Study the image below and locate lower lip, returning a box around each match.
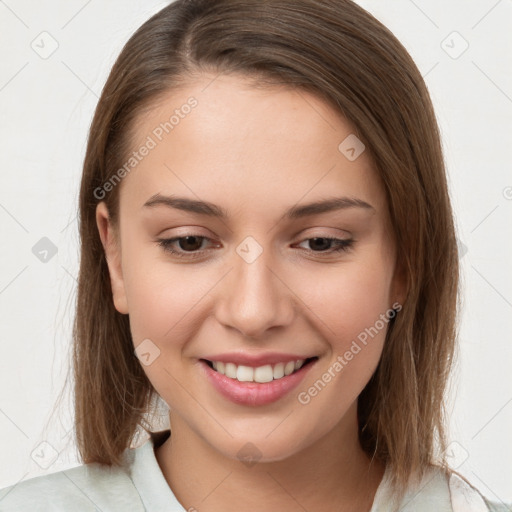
[200,359,317,407]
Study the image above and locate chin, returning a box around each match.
[205,429,314,466]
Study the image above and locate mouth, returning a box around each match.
[201,357,318,383]
[199,356,319,406]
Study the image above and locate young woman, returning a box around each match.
[1,1,509,511]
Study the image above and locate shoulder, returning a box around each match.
[0,457,145,512]
[375,465,511,512]
[448,471,512,512]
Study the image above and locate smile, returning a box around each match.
[200,357,318,406]
[205,358,316,383]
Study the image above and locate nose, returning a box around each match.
[214,242,296,339]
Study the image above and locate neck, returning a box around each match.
[155,402,385,512]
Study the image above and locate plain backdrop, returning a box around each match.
[1,0,511,504]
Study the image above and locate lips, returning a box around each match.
[199,355,318,406]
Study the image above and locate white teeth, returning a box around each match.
[254,365,274,383]
[273,362,285,379]
[209,359,309,382]
[225,362,237,379]
[284,361,295,376]
[236,365,254,382]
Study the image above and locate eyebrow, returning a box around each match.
[142,193,375,220]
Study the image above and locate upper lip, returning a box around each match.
[201,352,317,367]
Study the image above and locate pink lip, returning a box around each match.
[199,358,317,407]
[201,351,316,367]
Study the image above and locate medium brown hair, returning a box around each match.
[73,0,459,505]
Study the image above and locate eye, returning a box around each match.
[157,235,214,260]
[294,237,354,255]
[156,234,354,260]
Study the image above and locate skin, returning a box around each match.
[96,73,405,512]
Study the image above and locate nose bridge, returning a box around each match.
[215,235,294,338]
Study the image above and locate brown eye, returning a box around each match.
[296,237,354,255]
[157,234,354,261]
[175,236,205,252]
[157,235,212,259]
[308,237,333,251]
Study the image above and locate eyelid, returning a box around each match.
[156,232,354,260]
[295,226,352,239]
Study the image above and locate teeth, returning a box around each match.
[254,365,274,383]
[236,365,254,382]
[284,361,296,376]
[210,359,308,383]
[225,362,237,379]
[273,362,285,379]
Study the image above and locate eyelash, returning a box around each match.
[156,235,354,260]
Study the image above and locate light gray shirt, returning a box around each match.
[0,430,508,511]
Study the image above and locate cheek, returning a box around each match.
[302,258,394,343]
[293,280,392,434]
[120,236,209,344]
[295,256,394,400]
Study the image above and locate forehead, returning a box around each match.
[118,73,387,221]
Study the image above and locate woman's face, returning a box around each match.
[97,73,403,462]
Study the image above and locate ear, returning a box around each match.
[96,202,129,314]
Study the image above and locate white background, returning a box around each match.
[1,0,511,504]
